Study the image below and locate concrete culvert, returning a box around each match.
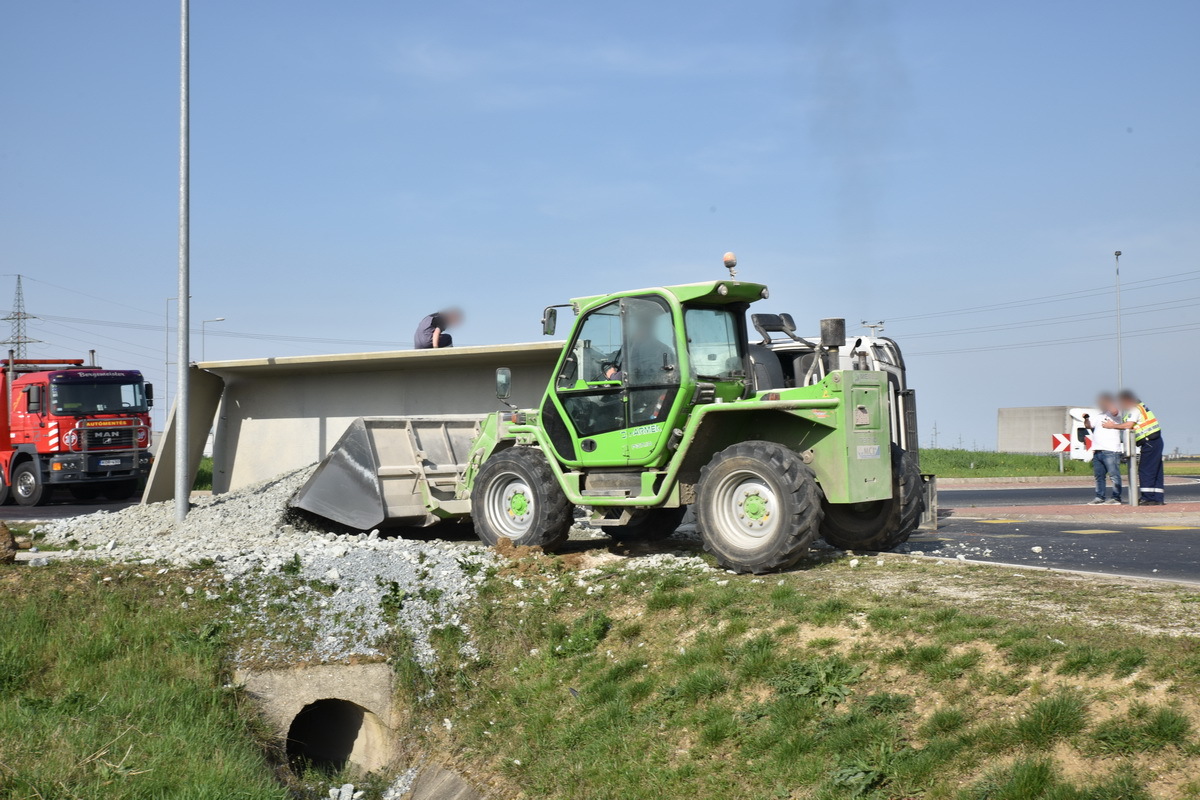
[286,698,389,774]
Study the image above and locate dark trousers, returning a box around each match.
[1137,435,1165,503]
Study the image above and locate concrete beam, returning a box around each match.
[143,365,224,503]
[200,343,561,493]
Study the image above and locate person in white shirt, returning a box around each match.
[1083,393,1124,505]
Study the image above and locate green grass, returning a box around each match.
[1165,459,1200,476]
[7,537,1200,799]
[1090,703,1193,754]
[922,448,1092,478]
[963,757,1149,800]
[194,456,214,491]
[381,554,1200,800]
[0,564,286,800]
[1013,692,1088,748]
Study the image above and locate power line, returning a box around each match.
[906,320,1200,357]
[889,268,1200,323]
[34,317,164,358]
[3,273,162,319]
[29,328,173,366]
[0,309,412,349]
[900,295,1200,340]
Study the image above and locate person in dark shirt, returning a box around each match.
[414,308,463,349]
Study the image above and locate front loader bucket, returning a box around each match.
[292,418,387,530]
[291,415,484,530]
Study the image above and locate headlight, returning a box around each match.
[717,284,728,296]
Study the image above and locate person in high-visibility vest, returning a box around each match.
[1103,390,1165,505]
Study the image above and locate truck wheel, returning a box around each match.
[820,445,924,551]
[102,481,140,502]
[608,506,688,541]
[696,442,822,574]
[472,448,573,552]
[0,473,9,505]
[12,462,51,507]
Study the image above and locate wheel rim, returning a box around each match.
[485,470,534,539]
[711,469,780,549]
[16,471,36,498]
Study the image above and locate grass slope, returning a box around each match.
[391,551,1200,800]
[0,564,287,800]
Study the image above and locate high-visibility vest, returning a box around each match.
[1126,402,1161,442]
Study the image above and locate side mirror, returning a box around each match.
[25,385,43,414]
[145,383,155,407]
[542,307,557,336]
[495,367,512,400]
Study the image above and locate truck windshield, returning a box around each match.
[50,382,147,415]
[684,307,743,380]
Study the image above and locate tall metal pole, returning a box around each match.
[175,0,190,523]
[1114,250,1123,390]
[164,296,175,432]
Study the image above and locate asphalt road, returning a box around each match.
[0,498,137,523]
[907,517,1200,584]
[941,476,1200,507]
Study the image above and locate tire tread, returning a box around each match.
[696,441,823,573]
[472,447,573,551]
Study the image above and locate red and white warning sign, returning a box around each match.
[1051,434,1071,452]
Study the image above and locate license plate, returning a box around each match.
[98,459,121,467]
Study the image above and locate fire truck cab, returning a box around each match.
[2,358,154,506]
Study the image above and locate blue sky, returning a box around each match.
[2,1,1198,452]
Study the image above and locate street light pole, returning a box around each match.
[1114,250,1123,390]
[164,296,176,430]
[201,318,225,361]
[175,0,190,523]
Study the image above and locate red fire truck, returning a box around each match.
[2,358,154,506]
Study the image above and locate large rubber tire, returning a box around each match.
[820,445,924,551]
[12,462,51,507]
[696,441,823,574]
[101,480,140,502]
[0,472,9,505]
[471,447,573,551]
[607,506,688,541]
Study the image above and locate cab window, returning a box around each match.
[685,307,742,381]
[622,298,679,388]
[556,302,621,389]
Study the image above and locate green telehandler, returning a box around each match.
[292,257,924,573]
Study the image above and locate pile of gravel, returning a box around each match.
[36,467,496,666]
[34,467,717,666]
[35,467,323,565]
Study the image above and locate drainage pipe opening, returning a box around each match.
[287,698,385,774]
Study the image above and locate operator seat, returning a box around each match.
[747,344,786,392]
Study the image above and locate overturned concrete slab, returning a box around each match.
[409,765,482,800]
[145,342,562,502]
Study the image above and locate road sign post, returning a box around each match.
[1127,432,1139,506]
